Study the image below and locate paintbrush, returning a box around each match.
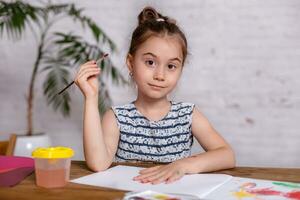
[57,53,109,95]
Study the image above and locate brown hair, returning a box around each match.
[128,6,188,64]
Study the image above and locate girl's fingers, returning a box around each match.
[77,63,98,76]
[136,167,171,183]
[78,72,99,86]
[82,60,97,66]
[80,69,100,80]
[134,170,161,181]
[134,166,162,181]
[139,170,167,184]
[76,68,100,80]
[151,169,184,184]
[150,170,173,185]
[134,164,185,185]
[75,70,100,85]
[78,61,97,72]
[77,68,100,81]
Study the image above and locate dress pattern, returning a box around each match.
[112,101,195,163]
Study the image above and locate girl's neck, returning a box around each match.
[134,95,171,121]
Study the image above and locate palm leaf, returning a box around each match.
[53,32,127,85]
[40,3,116,51]
[42,58,71,116]
[1,0,125,123]
[66,4,116,51]
[44,4,70,15]
[0,1,43,39]
[45,32,127,113]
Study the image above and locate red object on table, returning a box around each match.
[0,156,34,187]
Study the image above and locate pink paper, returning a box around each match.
[0,156,34,171]
[0,156,34,187]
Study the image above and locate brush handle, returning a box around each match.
[57,53,108,96]
[57,81,75,95]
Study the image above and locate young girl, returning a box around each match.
[75,6,235,184]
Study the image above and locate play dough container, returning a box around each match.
[32,146,74,188]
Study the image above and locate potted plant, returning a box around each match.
[0,1,126,156]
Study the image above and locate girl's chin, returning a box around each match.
[145,91,168,100]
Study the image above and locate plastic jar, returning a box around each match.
[32,146,74,188]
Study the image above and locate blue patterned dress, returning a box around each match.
[112,101,195,163]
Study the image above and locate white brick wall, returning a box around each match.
[0,0,299,167]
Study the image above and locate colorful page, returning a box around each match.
[205,177,300,200]
[71,165,233,198]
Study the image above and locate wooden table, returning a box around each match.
[0,161,299,200]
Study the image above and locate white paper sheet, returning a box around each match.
[71,165,232,198]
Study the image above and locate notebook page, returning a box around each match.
[71,165,232,198]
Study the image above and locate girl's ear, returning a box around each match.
[126,54,133,73]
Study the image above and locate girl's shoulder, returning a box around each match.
[171,101,195,112]
[169,101,195,126]
[111,103,136,117]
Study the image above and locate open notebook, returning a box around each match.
[71,165,300,200]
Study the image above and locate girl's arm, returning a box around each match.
[134,107,235,184]
[182,107,235,174]
[75,60,120,172]
[83,98,120,172]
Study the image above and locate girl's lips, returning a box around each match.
[148,83,165,89]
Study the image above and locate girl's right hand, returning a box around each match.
[74,60,101,99]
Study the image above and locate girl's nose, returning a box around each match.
[153,66,165,81]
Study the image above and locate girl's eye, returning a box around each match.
[145,60,155,67]
[168,64,177,70]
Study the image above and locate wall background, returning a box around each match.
[0,0,299,167]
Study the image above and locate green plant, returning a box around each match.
[0,1,127,136]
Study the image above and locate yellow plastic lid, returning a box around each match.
[32,146,74,159]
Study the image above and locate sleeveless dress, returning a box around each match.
[112,101,195,163]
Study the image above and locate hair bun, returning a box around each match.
[138,6,176,25]
[138,7,159,25]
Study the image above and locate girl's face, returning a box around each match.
[127,35,184,100]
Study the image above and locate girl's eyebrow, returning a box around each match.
[142,52,182,63]
[142,52,157,57]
